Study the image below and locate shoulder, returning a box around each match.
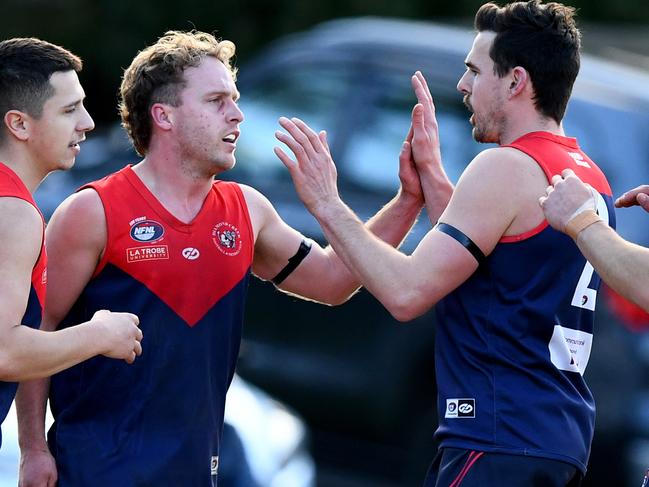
[463,146,539,177]
[457,147,545,196]
[0,196,42,235]
[0,197,43,264]
[237,183,275,215]
[52,188,105,225]
[47,188,107,251]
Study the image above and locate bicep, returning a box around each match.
[435,152,521,257]
[43,190,106,328]
[245,187,341,296]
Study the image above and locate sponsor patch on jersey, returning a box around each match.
[210,456,219,476]
[126,245,169,263]
[212,222,242,256]
[182,247,200,260]
[129,220,165,243]
[549,325,593,375]
[445,398,475,418]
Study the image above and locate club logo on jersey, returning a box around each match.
[182,247,200,260]
[212,222,242,256]
[126,245,169,263]
[130,220,165,243]
[445,398,475,418]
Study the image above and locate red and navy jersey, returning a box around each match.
[0,162,46,446]
[434,132,615,474]
[48,166,253,486]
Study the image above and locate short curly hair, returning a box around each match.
[119,30,236,156]
[475,1,581,123]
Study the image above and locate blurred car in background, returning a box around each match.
[0,375,315,487]
[32,17,649,487]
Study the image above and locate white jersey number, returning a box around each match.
[571,193,608,311]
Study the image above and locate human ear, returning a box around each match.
[3,110,30,141]
[150,103,172,130]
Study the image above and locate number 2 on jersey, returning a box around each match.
[571,193,609,311]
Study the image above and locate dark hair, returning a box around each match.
[0,38,82,125]
[119,30,236,156]
[475,0,581,123]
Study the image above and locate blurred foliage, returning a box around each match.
[2,0,648,123]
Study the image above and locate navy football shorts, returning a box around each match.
[423,448,583,487]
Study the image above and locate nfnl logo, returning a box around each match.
[130,220,164,243]
[445,398,475,418]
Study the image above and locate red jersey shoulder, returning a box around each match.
[505,132,611,196]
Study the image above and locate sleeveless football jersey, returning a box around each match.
[434,132,615,473]
[48,166,253,486]
[0,162,46,447]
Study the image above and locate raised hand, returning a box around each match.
[397,140,424,204]
[90,310,142,364]
[409,71,443,172]
[407,71,453,223]
[615,185,649,212]
[539,168,597,233]
[274,116,340,215]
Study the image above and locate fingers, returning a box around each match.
[276,117,323,158]
[615,185,649,208]
[273,146,297,170]
[128,312,140,326]
[412,104,424,127]
[411,71,436,121]
[637,192,649,213]
[318,130,331,155]
[399,141,412,166]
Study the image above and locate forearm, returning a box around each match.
[576,222,649,311]
[366,188,423,245]
[16,379,50,451]
[313,189,422,304]
[315,199,422,320]
[0,322,103,381]
[418,165,454,225]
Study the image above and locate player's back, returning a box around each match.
[434,131,614,475]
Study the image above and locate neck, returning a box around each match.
[0,145,49,194]
[132,149,215,223]
[500,109,564,146]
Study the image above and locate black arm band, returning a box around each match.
[271,239,313,285]
[435,222,486,266]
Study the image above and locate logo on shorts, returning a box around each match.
[445,398,475,418]
[210,456,219,476]
[212,222,242,256]
[182,247,200,260]
[130,220,165,243]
